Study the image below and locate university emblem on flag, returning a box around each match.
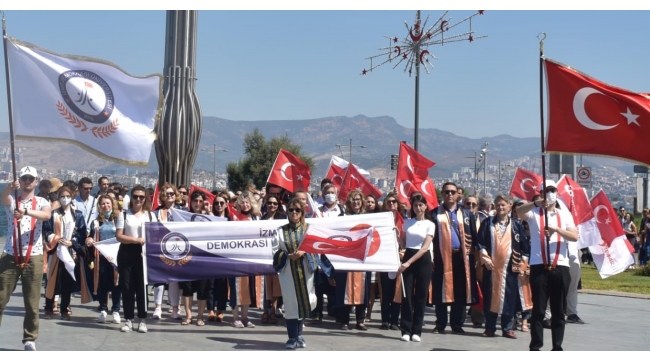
[190,214,212,222]
[159,232,192,266]
[57,70,120,138]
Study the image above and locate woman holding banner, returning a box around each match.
[272,198,322,349]
[207,191,232,322]
[378,193,403,331]
[116,185,158,333]
[397,193,434,342]
[229,191,263,328]
[86,195,122,324]
[261,194,286,324]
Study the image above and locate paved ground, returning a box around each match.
[0,281,648,351]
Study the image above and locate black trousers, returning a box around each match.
[118,251,147,320]
[529,265,570,351]
[208,278,228,311]
[314,271,335,318]
[435,251,467,329]
[44,262,75,314]
[400,249,432,336]
[338,304,366,325]
[379,272,400,326]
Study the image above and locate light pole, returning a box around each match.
[200,145,227,190]
[475,142,488,196]
[336,138,366,165]
[465,153,477,195]
[498,160,512,194]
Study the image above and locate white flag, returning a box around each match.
[56,245,76,281]
[93,238,120,269]
[6,39,162,165]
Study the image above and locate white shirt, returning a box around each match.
[74,194,98,225]
[525,206,576,267]
[116,209,158,238]
[3,195,50,257]
[402,218,436,249]
[319,204,343,218]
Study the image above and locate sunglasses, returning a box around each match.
[444,190,457,195]
[132,195,146,201]
[179,191,187,195]
[267,201,278,206]
[465,202,477,208]
[386,200,397,204]
[165,192,175,197]
[20,176,35,182]
[287,208,302,213]
[215,201,225,206]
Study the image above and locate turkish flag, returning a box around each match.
[338,162,382,201]
[395,142,435,207]
[227,202,249,221]
[325,155,369,191]
[189,184,215,205]
[556,175,599,248]
[394,211,404,233]
[298,225,372,261]
[545,58,650,166]
[151,182,161,211]
[267,149,311,193]
[509,168,543,201]
[590,191,630,249]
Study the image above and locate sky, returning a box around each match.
[0,5,649,141]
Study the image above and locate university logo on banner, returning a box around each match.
[6,39,162,165]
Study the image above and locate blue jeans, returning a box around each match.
[98,257,121,313]
[286,318,304,339]
[485,310,515,333]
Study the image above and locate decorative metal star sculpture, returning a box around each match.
[361,10,486,76]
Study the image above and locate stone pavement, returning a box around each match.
[0,281,648,351]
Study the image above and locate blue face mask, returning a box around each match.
[103,210,113,217]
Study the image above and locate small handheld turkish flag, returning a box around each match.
[395,142,435,207]
[299,224,372,261]
[509,168,543,201]
[267,149,311,193]
[338,162,382,201]
[544,58,650,166]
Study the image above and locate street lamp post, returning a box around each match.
[475,142,488,196]
[200,145,227,190]
[498,160,512,194]
[465,153,477,195]
[336,138,366,165]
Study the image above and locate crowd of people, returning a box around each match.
[0,165,599,351]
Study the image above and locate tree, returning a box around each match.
[226,128,315,191]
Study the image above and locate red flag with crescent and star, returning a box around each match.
[544,58,650,166]
[509,168,543,201]
[298,224,373,261]
[395,142,436,207]
[267,149,311,193]
[325,160,346,191]
[338,161,382,201]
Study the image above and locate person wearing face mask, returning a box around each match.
[318,184,344,217]
[43,186,89,321]
[516,180,578,351]
[85,195,122,324]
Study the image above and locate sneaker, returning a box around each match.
[113,312,121,324]
[411,334,421,342]
[401,334,410,342]
[296,336,307,348]
[153,308,162,320]
[245,320,255,328]
[232,320,245,328]
[285,338,297,350]
[171,309,181,319]
[24,341,36,351]
[121,320,133,332]
[137,321,148,333]
[98,310,107,323]
[566,314,585,324]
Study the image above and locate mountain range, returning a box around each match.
[0,115,635,177]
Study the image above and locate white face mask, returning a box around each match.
[325,193,337,204]
[60,196,72,207]
[545,191,557,205]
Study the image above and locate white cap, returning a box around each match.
[19,166,38,179]
[541,179,557,190]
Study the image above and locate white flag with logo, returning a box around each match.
[6,39,162,165]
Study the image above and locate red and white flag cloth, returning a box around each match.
[299,225,373,261]
[509,168,543,201]
[151,183,161,211]
[267,149,311,193]
[305,192,322,218]
[6,39,162,166]
[395,142,436,207]
[556,175,599,249]
[325,155,369,190]
[338,161,382,201]
[588,190,634,279]
[544,58,650,166]
[227,202,249,221]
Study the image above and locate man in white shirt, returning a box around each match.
[318,184,344,217]
[516,179,578,351]
[0,166,52,351]
[74,177,98,230]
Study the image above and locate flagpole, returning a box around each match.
[538,32,551,267]
[2,12,23,264]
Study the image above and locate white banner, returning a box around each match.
[57,245,76,281]
[6,39,162,165]
[93,238,120,269]
[169,208,228,222]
